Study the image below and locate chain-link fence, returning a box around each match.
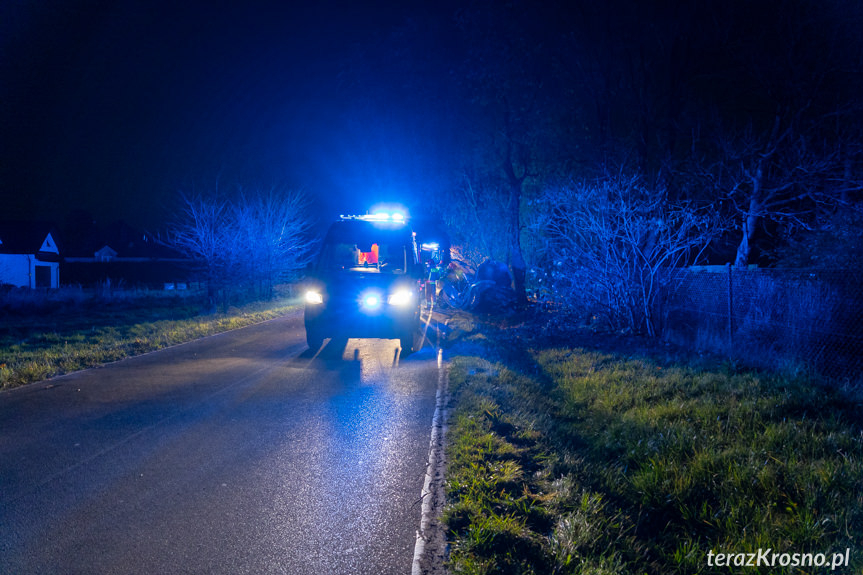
[664,265,863,384]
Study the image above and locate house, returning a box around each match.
[62,221,191,288]
[0,221,61,288]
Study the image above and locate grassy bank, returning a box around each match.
[443,328,863,574]
[0,291,298,390]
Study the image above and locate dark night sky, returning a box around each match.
[3,0,861,238]
[1,0,460,229]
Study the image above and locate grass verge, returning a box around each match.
[443,326,863,574]
[1,296,298,390]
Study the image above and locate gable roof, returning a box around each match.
[95,245,119,259]
[63,220,184,260]
[0,221,60,255]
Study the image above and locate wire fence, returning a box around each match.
[664,265,863,384]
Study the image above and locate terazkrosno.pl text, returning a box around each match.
[707,548,851,570]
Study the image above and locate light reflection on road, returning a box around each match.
[0,314,440,575]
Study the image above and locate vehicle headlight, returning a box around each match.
[363,294,381,308]
[387,289,413,306]
[305,290,323,304]
[359,291,383,312]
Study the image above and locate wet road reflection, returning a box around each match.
[0,314,440,575]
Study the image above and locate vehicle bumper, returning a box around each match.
[304,302,419,339]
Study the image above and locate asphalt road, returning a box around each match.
[0,311,444,575]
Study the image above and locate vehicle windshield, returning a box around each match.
[319,241,408,274]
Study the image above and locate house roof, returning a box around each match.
[64,220,185,260]
[0,221,60,255]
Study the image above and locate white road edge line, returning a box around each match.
[411,347,448,575]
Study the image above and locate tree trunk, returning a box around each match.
[508,181,528,307]
[735,200,762,268]
[735,165,763,268]
[511,242,527,307]
[206,268,218,312]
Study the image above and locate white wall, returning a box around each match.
[0,254,59,288]
[0,254,31,287]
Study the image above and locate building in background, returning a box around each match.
[62,221,191,289]
[0,221,61,288]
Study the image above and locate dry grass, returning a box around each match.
[443,321,863,574]
[0,287,298,389]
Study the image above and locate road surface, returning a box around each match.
[0,311,444,574]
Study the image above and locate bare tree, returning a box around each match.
[534,176,722,336]
[682,0,863,267]
[696,114,854,267]
[170,188,313,309]
[235,189,314,299]
[452,0,570,307]
[170,194,237,310]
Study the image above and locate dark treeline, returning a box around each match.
[387,0,863,325]
[162,0,863,330]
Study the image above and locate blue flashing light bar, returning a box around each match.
[340,212,407,222]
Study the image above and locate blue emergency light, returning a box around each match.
[340,211,407,223]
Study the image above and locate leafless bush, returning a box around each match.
[234,190,315,298]
[170,188,313,309]
[532,176,722,336]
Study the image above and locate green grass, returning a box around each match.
[0,292,299,389]
[443,338,863,574]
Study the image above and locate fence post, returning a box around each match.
[726,262,734,355]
